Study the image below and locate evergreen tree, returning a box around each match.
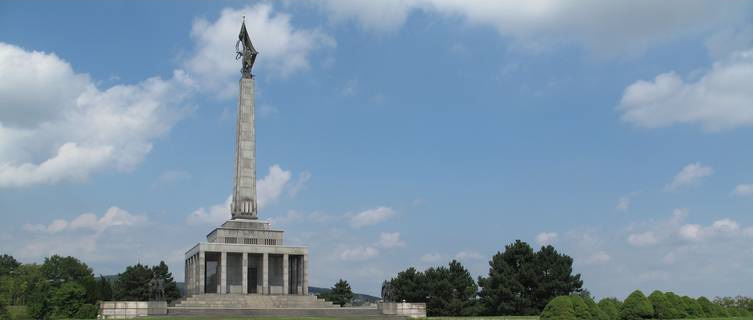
[599,298,622,320]
[424,260,479,316]
[319,279,353,306]
[152,261,181,302]
[620,290,654,320]
[541,296,577,320]
[113,264,153,301]
[386,267,428,303]
[478,240,582,315]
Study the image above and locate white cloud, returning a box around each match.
[0,43,194,188]
[152,169,191,188]
[664,163,713,191]
[338,245,379,261]
[619,48,753,131]
[733,184,753,197]
[678,218,745,242]
[705,25,753,60]
[348,206,396,228]
[268,210,304,226]
[187,165,298,225]
[627,231,659,247]
[420,253,442,263]
[454,250,484,261]
[616,192,640,212]
[24,207,146,234]
[257,164,292,208]
[185,4,335,97]
[536,232,558,246]
[582,251,610,265]
[320,1,749,56]
[288,171,311,197]
[376,232,404,248]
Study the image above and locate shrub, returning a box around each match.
[598,298,621,320]
[584,297,609,320]
[571,296,592,320]
[51,282,87,318]
[698,296,715,317]
[665,292,688,319]
[26,279,52,320]
[0,300,11,320]
[681,296,705,318]
[620,290,654,320]
[74,303,98,319]
[648,291,674,319]
[541,296,576,320]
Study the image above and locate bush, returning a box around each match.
[571,296,592,320]
[0,300,11,320]
[584,297,608,320]
[26,279,52,320]
[681,296,705,318]
[620,290,654,320]
[541,296,576,320]
[598,298,621,320]
[74,303,98,319]
[648,291,673,319]
[665,292,688,319]
[698,296,715,317]
[51,282,87,318]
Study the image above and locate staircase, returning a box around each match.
[168,294,392,317]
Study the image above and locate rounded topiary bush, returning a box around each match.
[620,290,654,320]
[541,296,576,320]
[648,290,673,319]
[584,297,609,320]
[75,303,98,319]
[598,298,621,320]
[571,296,593,320]
[681,296,705,318]
[664,292,688,319]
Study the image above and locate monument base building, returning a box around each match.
[184,219,308,296]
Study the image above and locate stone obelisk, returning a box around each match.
[231,20,259,220]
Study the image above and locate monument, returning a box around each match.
[182,19,309,298]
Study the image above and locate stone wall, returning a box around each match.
[378,302,427,318]
[99,301,167,319]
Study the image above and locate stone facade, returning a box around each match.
[185,220,308,296]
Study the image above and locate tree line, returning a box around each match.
[541,290,753,320]
[381,240,584,316]
[0,253,180,320]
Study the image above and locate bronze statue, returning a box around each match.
[235,17,258,78]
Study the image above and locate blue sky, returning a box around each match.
[2,1,753,298]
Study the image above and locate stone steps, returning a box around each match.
[174,294,339,309]
[167,307,395,318]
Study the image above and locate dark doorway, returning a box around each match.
[248,267,258,293]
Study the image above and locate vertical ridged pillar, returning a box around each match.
[231,77,257,219]
[282,253,289,295]
[220,251,227,294]
[198,251,205,294]
[262,253,269,295]
[242,253,248,294]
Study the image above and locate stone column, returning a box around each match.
[220,251,227,294]
[184,258,189,295]
[262,252,269,295]
[198,251,205,294]
[282,253,289,295]
[242,253,248,294]
[303,254,308,295]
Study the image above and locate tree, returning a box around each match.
[0,254,20,278]
[94,275,113,302]
[113,264,153,301]
[534,246,584,311]
[26,275,52,320]
[571,296,593,320]
[0,299,11,320]
[423,260,479,316]
[51,282,87,318]
[152,261,181,302]
[599,298,622,320]
[479,241,582,316]
[319,279,353,307]
[620,290,654,320]
[541,296,576,320]
[386,267,428,303]
[40,255,94,287]
[648,291,674,319]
